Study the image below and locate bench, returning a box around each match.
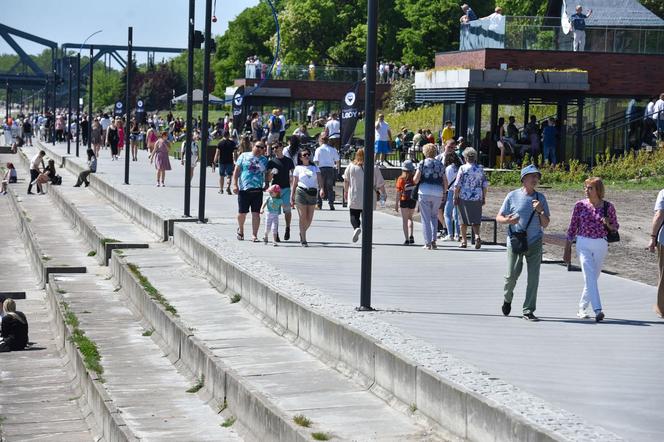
[542,233,575,271]
[0,292,27,303]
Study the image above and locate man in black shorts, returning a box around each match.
[267,142,295,241]
[232,141,271,241]
[214,131,237,194]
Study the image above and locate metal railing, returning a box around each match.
[243,63,363,82]
[460,15,664,55]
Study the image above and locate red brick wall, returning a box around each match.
[234,79,391,105]
[435,49,664,97]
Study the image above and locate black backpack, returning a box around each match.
[271,115,282,132]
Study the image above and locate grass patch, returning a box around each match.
[87,250,97,257]
[42,255,51,261]
[113,287,121,292]
[57,289,67,294]
[60,302,104,379]
[100,238,119,247]
[127,263,178,316]
[221,416,236,428]
[230,293,241,304]
[142,328,154,337]
[186,375,205,393]
[293,414,312,427]
[409,403,417,413]
[81,310,92,314]
[311,432,330,441]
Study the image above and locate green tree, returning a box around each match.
[500,0,547,16]
[93,67,122,110]
[212,1,276,96]
[169,50,204,90]
[641,0,664,19]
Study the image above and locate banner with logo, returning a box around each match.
[232,86,245,134]
[340,82,360,148]
[135,97,146,123]
[114,100,124,117]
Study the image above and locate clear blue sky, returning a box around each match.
[1,0,258,63]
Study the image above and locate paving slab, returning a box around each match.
[52,273,243,442]
[37,141,664,441]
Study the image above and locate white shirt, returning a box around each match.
[325,119,340,138]
[294,164,320,189]
[646,101,655,119]
[314,144,339,167]
[279,114,286,132]
[307,105,315,117]
[445,164,459,187]
[99,117,111,130]
[655,99,664,120]
[375,120,390,141]
[30,154,43,171]
[656,189,664,245]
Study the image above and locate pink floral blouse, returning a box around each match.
[566,199,619,241]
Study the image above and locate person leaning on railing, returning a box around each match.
[570,4,593,52]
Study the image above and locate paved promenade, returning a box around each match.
[33,141,664,441]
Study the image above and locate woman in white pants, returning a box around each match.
[563,177,619,322]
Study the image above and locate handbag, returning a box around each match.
[508,192,539,254]
[603,201,620,243]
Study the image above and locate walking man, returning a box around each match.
[496,165,551,321]
[233,141,271,242]
[27,150,46,195]
[314,134,340,210]
[570,4,593,52]
[647,189,664,319]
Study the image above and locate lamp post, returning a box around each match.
[79,30,102,154]
[124,27,133,185]
[184,0,195,217]
[67,58,72,154]
[198,0,213,223]
[358,0,378,311]
[76,53,81,156]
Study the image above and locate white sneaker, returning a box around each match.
[352,228,361,243]
[442,234,453,241]
[576,309,591,319]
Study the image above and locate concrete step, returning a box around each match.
[49,273,244,442]
[0,186,96,441]
[112,246,441,441]
[17,146,158,264]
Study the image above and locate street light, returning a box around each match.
[79,30,103,156]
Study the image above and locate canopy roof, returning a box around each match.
[171,89,224,105]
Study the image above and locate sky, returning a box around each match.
[1,0,258,64]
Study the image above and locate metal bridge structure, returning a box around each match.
[0,22,185,116]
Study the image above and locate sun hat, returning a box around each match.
[401,160,415,171]
[267,184,281,194]
[520,164,541,181]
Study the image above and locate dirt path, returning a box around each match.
[350,182,661,287]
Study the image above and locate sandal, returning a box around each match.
[475,238,482,249]
[459,242,467,249]
[252,237,259,243]
[236,228,244,241]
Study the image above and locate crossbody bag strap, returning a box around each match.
[509,192,538,235]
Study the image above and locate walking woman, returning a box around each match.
[117,118,125,155]
[343,148,385,243]
[454,147,488,249]
[290,149,323,247]
[395,159,416,244]
[564,177,619,322]
[91,118,102,158]
[413,143,445,249]
[146,123,158,154]
[106,119,120,161]
[149,131,172,187]
[442,152,462,241]
[130,120,140,161]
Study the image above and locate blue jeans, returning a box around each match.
[543,143,556,164]
[443,190,460,237]
[419,194,442,245]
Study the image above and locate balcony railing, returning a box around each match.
[460,15,664,55]
[244,63,363,82]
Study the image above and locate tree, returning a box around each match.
[641,0,664,20]
[169,50,204,90]
[93,67,122,110]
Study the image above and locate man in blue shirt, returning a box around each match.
[460,4,478,24]
[496,165,551,321]
[570,4,593,51]
[542,118,558,165]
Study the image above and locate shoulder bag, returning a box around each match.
[508,192,538,254]
[603,201,620,243]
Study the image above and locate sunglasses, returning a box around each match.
[301,153,310,157]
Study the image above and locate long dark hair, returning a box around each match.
[288,135,300,158]
[296,148,312,166]
[444,152,461,168]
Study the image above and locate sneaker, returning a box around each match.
[226,187,232,195]
[403,240,410,245]
[576,309,591,319]
[501,301,511,316]
[431,241,438,250]
[273,242,278,247]
[284,227,290,241]
[27,191,34,195]
[352,228,361,243]
[263,236,268,245]
[409,235,415,244]
[275,234,281,243]
[595,311,605,322]
[522,313,539,322]
[329,204,335,211]
[442,234,453,241]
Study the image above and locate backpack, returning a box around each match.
[270,115,282,133]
